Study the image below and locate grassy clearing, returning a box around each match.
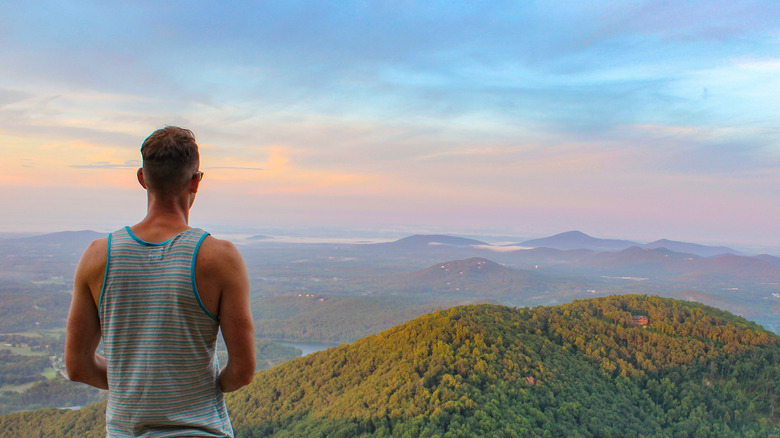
[4,328,66,338]
[4,331,43,338]
[41,368,58,379]
[0,381,38,393]
[1,345,49,356]
[0,369,58,393]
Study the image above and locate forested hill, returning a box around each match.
[2,295,778,437]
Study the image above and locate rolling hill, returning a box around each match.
[3,295,777,437]
[7,230,106,246]
[385,257,540,297]
[579,246,780,283]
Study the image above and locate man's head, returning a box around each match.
[139,126,200,198]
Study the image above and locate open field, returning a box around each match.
[0,381,39,394]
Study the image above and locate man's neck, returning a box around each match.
[131,196,193,242]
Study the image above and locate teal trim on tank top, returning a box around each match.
[191,231,218,322]
[98,232,112,312]
[104,227,217,321]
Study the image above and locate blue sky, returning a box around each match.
[1,1,779,248]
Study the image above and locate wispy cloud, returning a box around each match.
[70,160,140,169]
[206,166,263,171]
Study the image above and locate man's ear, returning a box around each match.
[137,168,147,189]
[189,172,201,194]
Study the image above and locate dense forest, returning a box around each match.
[1,295,778,437]
[0,292,71,333]
[0,349,51,386]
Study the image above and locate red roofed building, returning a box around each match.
[631,315,649,326]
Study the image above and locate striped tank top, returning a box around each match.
[99,226,233,437]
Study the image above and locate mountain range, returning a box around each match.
[359,233,780,287]
[3,229,778,333]
[516,230,744,257]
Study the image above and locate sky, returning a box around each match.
[1,1,780,249]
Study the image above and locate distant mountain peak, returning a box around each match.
[247,234,271,241]
[389,234,488,248]
[13,230,107,246]
[18,230,105,240]
[641,239,741,257]
[520,231,639,252]
[436,257,503,272]
[555,230,591,238]
[414,257,513,280]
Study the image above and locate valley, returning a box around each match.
[0,229,778,428]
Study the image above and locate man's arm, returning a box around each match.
[207,239,256,392]
[64,239,109,390]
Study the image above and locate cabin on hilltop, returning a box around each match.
[631,315,649,326]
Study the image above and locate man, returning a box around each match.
[65,126,256,437]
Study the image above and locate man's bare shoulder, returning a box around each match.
[194,235,248,317]
[197,235,245,273]
[74,238,109,304]
[85,237,109,253]
[77,237,109,276]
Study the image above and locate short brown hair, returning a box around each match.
[140,126,200,196]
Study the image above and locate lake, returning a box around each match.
[278,341,342,356]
